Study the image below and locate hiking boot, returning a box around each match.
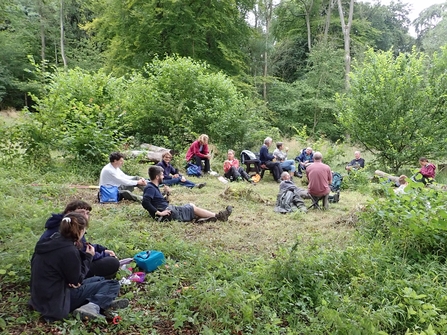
[73,302,105,321]
[294,171,302,178]
[196,183,206,189]
[109,299,129,310]
[215,206,233,222]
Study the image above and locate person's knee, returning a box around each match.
[189,203,196,208]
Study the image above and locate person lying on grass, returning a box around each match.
[156,151,206,189]
[30,212,128,322]
[40,200,120,279]
[142,165,232,223]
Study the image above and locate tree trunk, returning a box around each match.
[337,0,354,89]
[60,0,67,68]
[263,0,273,100]
[323,0,333,42]
[38,0,46,62]
[299,0,314,52]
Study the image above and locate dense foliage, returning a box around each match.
[337,47,447,172]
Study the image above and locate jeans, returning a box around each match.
[280,160,296,172]
[70,276,120,311]
[162,177,196,188]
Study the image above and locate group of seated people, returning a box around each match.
[30,200,128,322]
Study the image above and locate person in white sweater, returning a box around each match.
[99,152,147,202]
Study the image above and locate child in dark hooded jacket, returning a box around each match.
[30,212,128,322]
[40,200,119,279]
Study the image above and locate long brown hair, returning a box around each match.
[59,212,89,242]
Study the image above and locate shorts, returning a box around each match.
[168,204,195,222]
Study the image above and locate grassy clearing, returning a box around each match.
[3,123,447,334]
[0,157,366,334]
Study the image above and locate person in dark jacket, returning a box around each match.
[259,137,283,183]
[30,212,128,322]
[40,200,119,279]
[142,166,232,222]
[156,152,205,188]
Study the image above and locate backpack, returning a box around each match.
[240,150,257,164]
[186,163,202,177]
[330,172,343,192]
[99,185,120,203]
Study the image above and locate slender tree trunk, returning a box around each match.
[298,0,314,52]
[263,0,273,100]
[337,0,354,89]
[60,0,67,68]
[323,0,333,42]
[38,0,46,62]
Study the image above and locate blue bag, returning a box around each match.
[134,250,165,272]
[186,163,202,177]
[99,185,119,203]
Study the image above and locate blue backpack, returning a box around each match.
[99,185,120,203]
[186,163,202,177]
[330,172,343,192]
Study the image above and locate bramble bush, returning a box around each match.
[358,181,447,260]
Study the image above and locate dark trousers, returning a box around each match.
[70,276,120,311]
[194,155,210,173]
[265,161,283,181]
[224,166,251,182]
[87,257,120,279]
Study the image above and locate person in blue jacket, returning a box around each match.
[155,152,206,189]
[295,147,314,177]
[259,137,283,183]
[40,200,119,279]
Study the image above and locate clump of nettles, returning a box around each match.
[220,185,270,204]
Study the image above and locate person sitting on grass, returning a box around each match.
[99,152,147,202]
[259,137,283,183]
[412,157,436,185]
[156,152,206,189]
[273,142,297,180]
[142,166,233,223]
[346,151,365,171]
[223,149,254,184]
[30,212,128,322]
[185,134,212,174]
[274,172,310,213]
[40,200,120,279]
[295,147,314,177]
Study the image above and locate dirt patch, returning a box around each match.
[0,108,19,118]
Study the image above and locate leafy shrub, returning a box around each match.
[21,68,128,168]
[358,182,447,260]
[120,55,260,153]
[342,169,371,192]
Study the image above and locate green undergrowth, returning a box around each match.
[1,163,447,334]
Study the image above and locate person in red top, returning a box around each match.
[185,134,211,174]
[306,152,332,210]
[415,157,436,185]
[223,149,254,183]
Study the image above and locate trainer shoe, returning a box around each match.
[196,183,206,189]
[73,302,105,321]
[109,298,129,310]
